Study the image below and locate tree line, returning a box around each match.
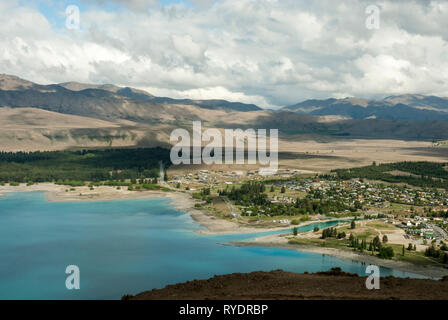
[332,161,448,189]
[0,148,171,184]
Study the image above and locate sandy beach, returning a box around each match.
[233,233,448,279]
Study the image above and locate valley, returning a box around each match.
[1,74,448,298]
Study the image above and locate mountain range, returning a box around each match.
[1,74,448,151]
[283,95,448,122]
[0,74,261,123]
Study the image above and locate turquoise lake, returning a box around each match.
[0,192,423,299]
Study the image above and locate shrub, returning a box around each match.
[337,231,346,239]
[378,246,394,259]
[192,193,202,199]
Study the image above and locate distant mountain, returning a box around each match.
[59,80,260,111]
[0,74,270,151]
[0,74,261,123]
[58,81,125,93]
[284,95,448,122]
[383,94,448,109]
[0,74,35,91]
[249,111,448,140]
[3,74,448,152]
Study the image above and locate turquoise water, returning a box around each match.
[0,192,422,299]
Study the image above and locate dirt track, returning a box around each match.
[128,269,448,300]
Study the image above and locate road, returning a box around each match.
[222,196,241,219]
[431,224,448,240]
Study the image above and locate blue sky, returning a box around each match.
[33,0,196,29]
[34,0,85,29]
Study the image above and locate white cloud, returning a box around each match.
[145,85,276,109]
[0,0,447,108]
[171,34,203,60]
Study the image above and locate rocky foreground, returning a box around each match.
[126,269,448,300]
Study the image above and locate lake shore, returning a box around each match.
[2,183,447,278]
[233,233,448,279]
[0,183,295,235]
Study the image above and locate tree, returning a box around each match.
[443,252,448,264]
[281,186,286,193]
[293,227,298,236]
[176,183,181,188]
[425,245,439,258]
[407,243,413,251]
[350,220,356,229]
[402,245,405,256]
[201,188,211,196]
[382,235,388,244]
[313,226,319,232]
[322,227,337,239]
[270,186,275,192]
[373,235,381,251]
[378,246,394,259]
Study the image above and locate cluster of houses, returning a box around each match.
[168,169,448,234]
[405,228,435,239]
[171,170,250,187]
[281,179,448,209]
[170,168,308,188]
[390,215,448,240]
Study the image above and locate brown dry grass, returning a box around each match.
[1,107,447,173]
[129,269,448,300]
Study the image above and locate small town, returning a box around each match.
[167,166,448,267]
